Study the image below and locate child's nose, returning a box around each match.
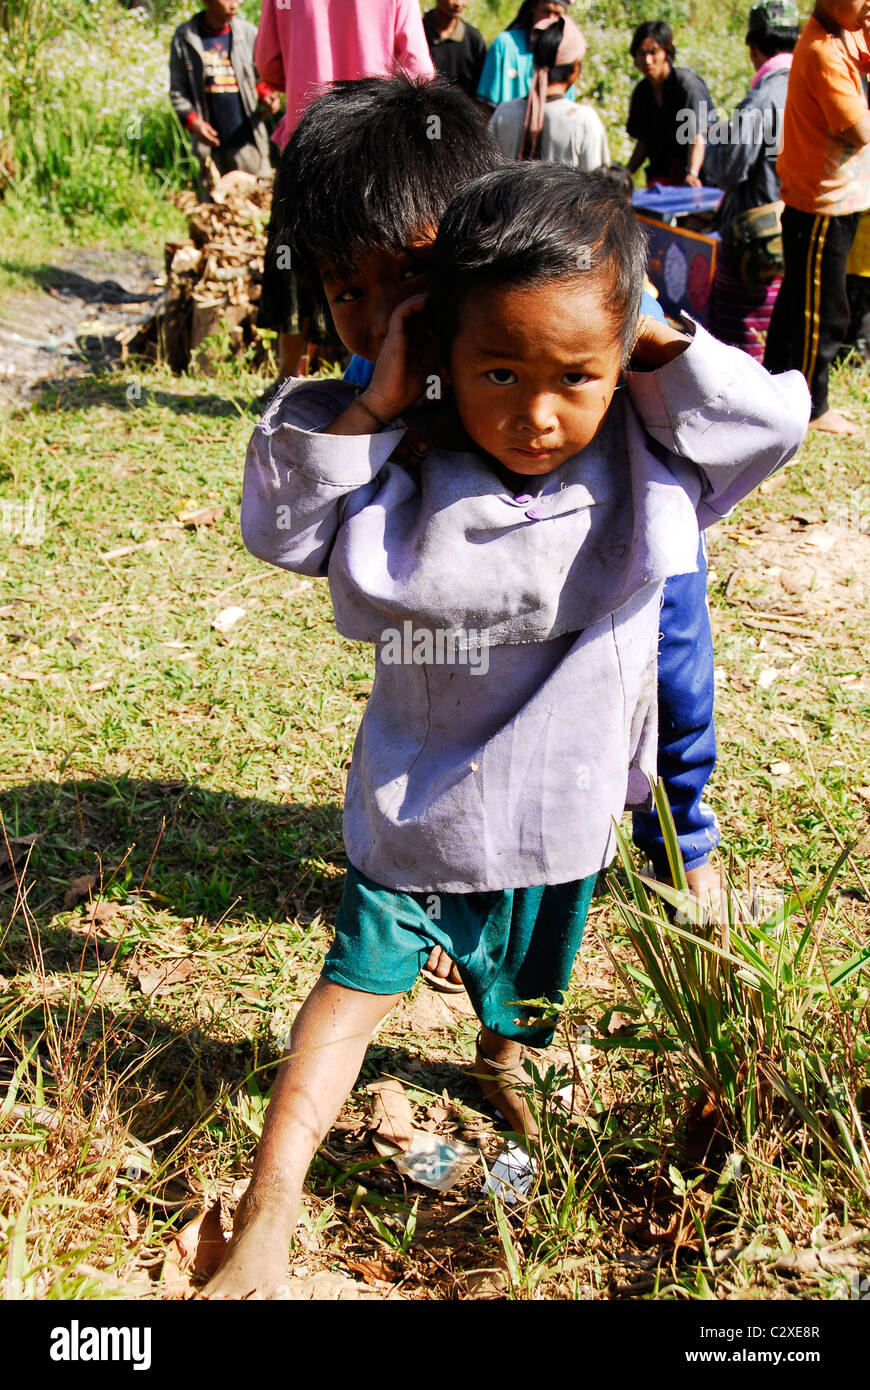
[517,395,557,434]
[371,294,394,342]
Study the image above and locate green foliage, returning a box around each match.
[606,781,870,1197]
[1,0,198,233]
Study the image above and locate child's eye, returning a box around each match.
[400,262,429,282]
[486,369,517,385]
[562,372,591,386]
[332,287,363,304]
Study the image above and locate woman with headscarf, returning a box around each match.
[476,0,577,111]
[489,14,608,168]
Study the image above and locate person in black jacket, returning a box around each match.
[626,19,714,185]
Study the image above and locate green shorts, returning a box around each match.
[322,863,597,1047]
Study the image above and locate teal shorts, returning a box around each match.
[322,863,597,1046]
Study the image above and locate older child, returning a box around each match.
[202,165,808,1299]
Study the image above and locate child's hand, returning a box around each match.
[362,295,435,424]
[628,314,692,372]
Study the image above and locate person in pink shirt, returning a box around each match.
[256,0,436,378]
[255,0,435,148]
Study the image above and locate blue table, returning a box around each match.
[632,184,723,224]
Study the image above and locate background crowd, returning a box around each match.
[167,0,870,431]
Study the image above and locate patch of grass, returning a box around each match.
[1,347,868,1299]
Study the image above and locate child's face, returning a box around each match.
[320,241,435,364]
[820,0,870,28]
[446,277,627,476]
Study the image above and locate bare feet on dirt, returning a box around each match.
[473,1030,539,1140]
[198,1193,296,1300]
[809,408,859,436]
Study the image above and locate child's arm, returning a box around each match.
[625,317,811,528]
[240,382,405,577]
[242,296,433,573]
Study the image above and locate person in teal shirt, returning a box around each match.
[476,0,576,109]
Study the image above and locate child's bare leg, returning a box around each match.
[475,1026,540,1143]
[201,977,402,1300]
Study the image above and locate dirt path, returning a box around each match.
[0,248,161,404]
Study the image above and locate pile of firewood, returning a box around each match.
[119,170,274,373]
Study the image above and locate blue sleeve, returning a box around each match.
[641,288,666,322]
[476,33,507,104]
[343,355,375,387]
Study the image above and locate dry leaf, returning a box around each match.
[176,1198,228,1279]
[367,1078,414,1152]
[178,505,224,528]
[774,1247,862,1274]
[72,900,124,938]
[212,605,246,634]
[464,1267,508,1298]
[604,1011,634,1035]
[0,833,38,870]
[64,873,97,909]
[344,1257,400,1286]
[136,957,194,996]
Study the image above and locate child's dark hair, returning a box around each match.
[531,16,576,84]
[428,165,646,364]
[600,163,635,203]
[274,75,507,287]
[629,19,676,60]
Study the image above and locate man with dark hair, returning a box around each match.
[763,0,870,434]
[423,0,487,100]
[707,1,800,358]
[626,18,715,185]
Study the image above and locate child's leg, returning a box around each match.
[475,1027,540,1141]
[632,538,721,891]
[201,977,402,1300]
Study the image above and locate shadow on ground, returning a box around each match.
[0,776,345,936]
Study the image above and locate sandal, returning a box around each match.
[420,967,466,995]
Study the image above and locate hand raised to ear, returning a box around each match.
[363,294,437,424]
[627,313,692,372]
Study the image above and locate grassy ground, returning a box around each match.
[0,346,868,1300]
[0,0,867,1305]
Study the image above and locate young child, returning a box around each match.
[488,13,610,168]
[202,164,809,1299]
[169,0,276,187]
[279,77,727,973]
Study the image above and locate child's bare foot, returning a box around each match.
[809,408,859,436]
[198,1190,297,1301]
[474,1029,539,1140]
[685,860,723,904]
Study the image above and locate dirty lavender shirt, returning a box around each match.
[241,325,809,893]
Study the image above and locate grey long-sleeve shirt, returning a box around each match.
[241,325,809,892]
